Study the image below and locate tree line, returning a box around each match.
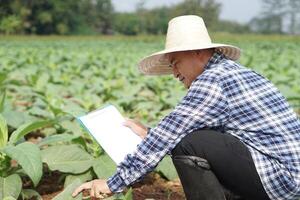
[0,0,299,35]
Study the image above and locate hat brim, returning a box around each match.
[138,43,241,75]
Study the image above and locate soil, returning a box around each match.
[131,173,185,200]
[22,135,186,200]
[23,170,185,200]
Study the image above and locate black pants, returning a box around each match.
[171,129,270,200]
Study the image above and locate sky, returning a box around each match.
[111,0,262,24]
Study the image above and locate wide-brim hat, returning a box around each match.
[138,15,241,75]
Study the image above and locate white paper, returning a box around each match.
[77,105,142,164]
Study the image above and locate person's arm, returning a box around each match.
[107,77,230,193]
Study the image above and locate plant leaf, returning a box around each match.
[155,155,178,180]
[0,90,5,112]
[8,119,55,145]
[38,133,78,147]
[0,174,22,199]
[92,154,116,179]
[2,110,33,129]
[64,169,93,188]
[21,189,42,200]
[3,196,16,200]
[53,178,82,200]
[124,187,133,200]
[41,144,94,174]
[3,142,42,187]
[0,72,7,85]
[0,114,8,148]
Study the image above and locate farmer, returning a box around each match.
[73,15,300,200]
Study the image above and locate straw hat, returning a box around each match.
[138,15,241,75]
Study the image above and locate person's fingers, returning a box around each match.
[124,118,137,123]
[72,182,92,197]
[94,184,102,199]
[123,119,136,129]
[122,120,130,127]
[122,118,147,139]
[90,186,95,199]
[128,119,144,128]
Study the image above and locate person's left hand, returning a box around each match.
[72,179,112,199]
[122,118,148,139]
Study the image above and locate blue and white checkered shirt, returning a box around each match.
[107,52,300,200]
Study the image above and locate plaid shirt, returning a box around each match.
[107,52,300,200]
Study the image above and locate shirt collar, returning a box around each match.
[203,51,225,70]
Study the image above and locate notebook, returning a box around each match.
[77,104,142,164]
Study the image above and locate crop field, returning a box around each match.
[0,34,300,200]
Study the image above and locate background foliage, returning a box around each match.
[1,0,299,35]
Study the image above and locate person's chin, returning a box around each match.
[180,78,190,89]
[183,81,190,89]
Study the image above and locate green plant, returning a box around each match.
[0,113,54,199]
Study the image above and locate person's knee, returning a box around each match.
[171,137,191,156]
[172,155,211,170]
[171,129,219,157]
[171,131,203,156]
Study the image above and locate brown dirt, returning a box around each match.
[131,173,185,200]
[22,135,186,200]
[27,171,185,200]
[22,169,64,199]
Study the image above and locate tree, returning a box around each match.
[0,15,22,34]
[93,0,114,34]
[250,0,300,34]
[113,13,140,35]
[216,20,251,34]
[0,0,115,35]
[170,0,221,31]
[119,0,222,35]
[249,15,283,34]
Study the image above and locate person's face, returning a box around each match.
[167,50,212,89]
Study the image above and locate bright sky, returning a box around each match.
[112,0,262,24]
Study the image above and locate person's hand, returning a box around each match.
[122,118,148,139]
[72,179,112,199]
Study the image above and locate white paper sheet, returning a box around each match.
[77,105,142,164]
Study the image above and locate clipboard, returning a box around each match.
[77,104,142,164]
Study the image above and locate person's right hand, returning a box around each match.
[122,118,148,139]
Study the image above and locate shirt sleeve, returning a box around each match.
[106,76,229,193]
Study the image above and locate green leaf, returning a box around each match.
[3,196,16,200]
[123,187,133,200]
[41,144,94,174]
[2,110,32,129]
[28,106,52,118]
[53,178,82,200]
[38,133,78,147]
[64,169,93,188]
[8,119,55,145]
[21,189,42,200]
[155,155,178,180]
[0,174,22,199]
[3,142,42,187]
[92,154,116,179]
[60,120,83,136]
[0,72,7,85]
[36,73,50,91]
[0,114,8,148]
[0,90,5,112]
